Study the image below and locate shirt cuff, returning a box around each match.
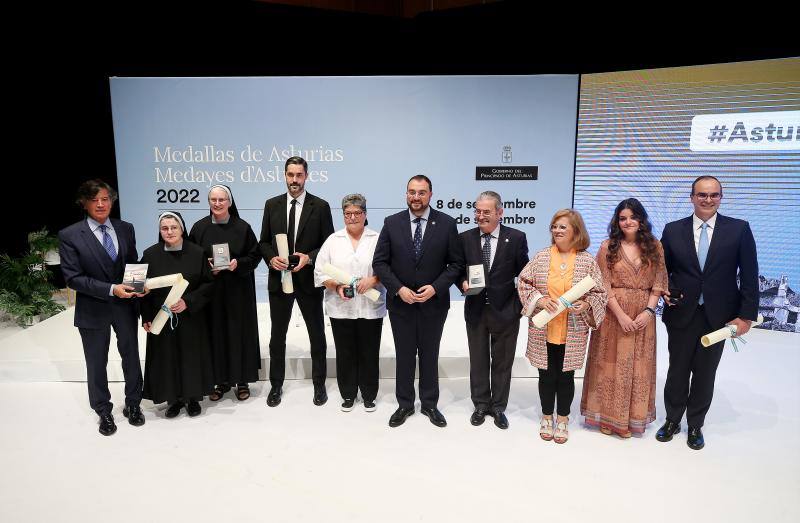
[109,284,115,297]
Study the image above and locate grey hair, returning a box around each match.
[341,193,367,212]
[476,191,502,210]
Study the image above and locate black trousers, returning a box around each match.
[537,343,575,417]
[78,303,142,416]
[664,305,724,428]
[268,289,328,388]
[330,317,383,402]
[389,306,447,410]
[465,306,519,412]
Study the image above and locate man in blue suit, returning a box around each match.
[373,175,463,428]
[657,175,759,450]
[59,180,144,436]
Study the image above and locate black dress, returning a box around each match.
[140,241,215,404]
[189,216,262,385]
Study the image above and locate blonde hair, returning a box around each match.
[550,209,590,251]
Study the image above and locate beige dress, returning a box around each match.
[580,240,667,435]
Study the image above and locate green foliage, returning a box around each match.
[0,229,65,326]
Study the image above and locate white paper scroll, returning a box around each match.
[275,233,294,294]
[321,263,381,302]
[701,314,764,347]
[144,273,190,336]
[524,275,597,328]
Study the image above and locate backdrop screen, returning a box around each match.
[574,58,800,331]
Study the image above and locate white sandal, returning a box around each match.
[554,420,569,444]
[539,417,554,441]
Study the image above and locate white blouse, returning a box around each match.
[314,227,387,319]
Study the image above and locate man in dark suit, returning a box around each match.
[458,191,528,430]
[59,179,144,436]
[658,175,758,450]
[373,175,463,428]
[259,156,334,407]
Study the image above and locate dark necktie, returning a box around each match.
[482,233,492,275]
[412,217,423,261]
[288,199,297,254]
[99,224,117,262]
[698,222,709,304]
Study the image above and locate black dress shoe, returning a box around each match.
[165,401,184,418]
[266,387,282,407]
[313,387,328,406]
[687,427,705,450]
[122,405,145,426]
[98,413,117,436]
[491,410,509,430]
[421,406,447,427]
[388,407,414,427]
[655,420,681,442]
[470,408,487,426]
[186,400,201,417]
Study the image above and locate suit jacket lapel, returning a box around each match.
[417,210,438,265]
[491,225,508,274]
[277,194,288,236]
[296,194,313,241]
[80,221,113,280]
[683,217,702,274]
[111,219,127,262]
[703,213,725,271]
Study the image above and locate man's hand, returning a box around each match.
[113,284,136,299]
[170,299,187,314]
[291,252,310,272]
[727,318,752,336]
[142,322,152,333]
[270,256,289,271]
[398,287,417,305]
[663,289,682,307]
[461,281,469,293]
[415,285,436,302]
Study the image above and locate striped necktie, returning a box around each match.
[99,224,118,262]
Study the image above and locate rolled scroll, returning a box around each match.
[147,274,190,335]
[321,263,381,302]
[525,275,597,328]
[701,315,764,347]
[275,233,294,294]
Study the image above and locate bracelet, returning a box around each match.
[644,307,656,316]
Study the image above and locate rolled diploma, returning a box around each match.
[321,263,381,302]
[145,274,182,290]
[150,276,190,335]
[275,234,294,294]
[526,275,597,328]
[701,314,764,347]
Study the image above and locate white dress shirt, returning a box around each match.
[286,191,307,246]
[409,207,431,240]
[692,212,717,253]
[314,227,387,319]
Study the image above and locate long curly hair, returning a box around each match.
[606,198,660,269]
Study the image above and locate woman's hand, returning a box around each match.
[632,311,653,330]
[569,299,589,315]
[356,276,378,294]
[537,296,559,314]
[170,299,187,313]
[336,285,352,301]
[617,313,637,333]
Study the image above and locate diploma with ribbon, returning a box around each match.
[144,273,189,335]
[321,263,381,302]
[524,275,597,329]
[275,233,294,294]
[701,314,763,351]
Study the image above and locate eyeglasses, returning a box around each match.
[474,209,495,217]
[209,198,229,204]
[406,190,429,197]
[693,192,722,201]
[344,211,364,218]
[160,225,181,232]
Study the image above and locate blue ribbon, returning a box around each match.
[558,296,578,330]
[349,276,360,293]
[160,304,179,330]
[727,325,747,353]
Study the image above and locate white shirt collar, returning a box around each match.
[287,191,307,205]
[693,212,718,229]
[481,223,501,239]
[409,206,431,222]
[334,227,378,238]
[86,216,112,231]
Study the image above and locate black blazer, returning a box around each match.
[661,213,759,330]
[258,192,334,293]
[58,218,139,329]
[458,225,529,325]
[372,208,464,315]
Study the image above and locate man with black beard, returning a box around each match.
[259,157,334,407]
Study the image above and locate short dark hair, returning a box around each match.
[407,174,432,192]
[75,179,118,207]
[691,175,722,195]
[285,156,308,173]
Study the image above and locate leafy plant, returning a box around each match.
[0,228,65,326]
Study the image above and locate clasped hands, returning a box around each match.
[536,296,589,315]
[332,276,379,301]
[270,253,310,272]
[398,285,436,304]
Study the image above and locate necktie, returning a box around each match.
[288,199,297,254]
[698,222,709,304]
[412,217,423,261]
[99,225,117,262]
[481,233,492,275]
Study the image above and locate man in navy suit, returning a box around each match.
[657,176,758,450]
[458,191,528,430]
[59,180,144,436]
[373,175,463,428]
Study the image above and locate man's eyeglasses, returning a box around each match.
[693,192,722,201]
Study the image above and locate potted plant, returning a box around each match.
[0,228,65,326]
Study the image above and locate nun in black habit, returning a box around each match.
[189,185,262,401]
[140,211,215,418]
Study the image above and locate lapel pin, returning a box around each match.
[505,238,509,242]
[431,221,436,225]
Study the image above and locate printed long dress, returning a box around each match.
[580,239,667,435]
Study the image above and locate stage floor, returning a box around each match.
[0,324,798,522]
